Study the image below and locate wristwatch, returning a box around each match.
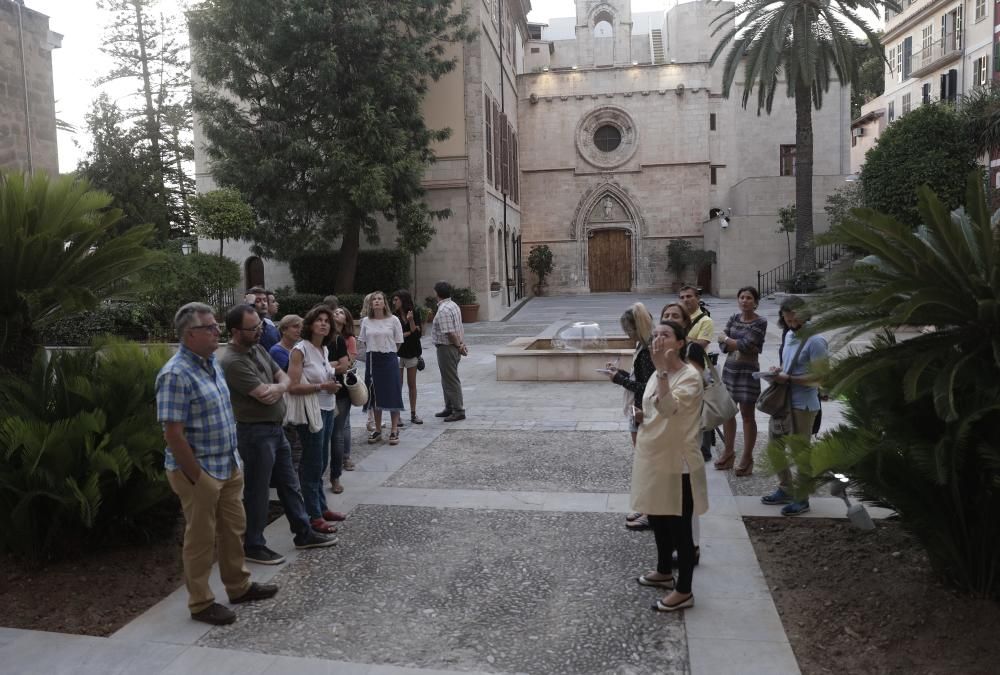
[655,371,670,380]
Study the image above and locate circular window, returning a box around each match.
[593,125,622,152]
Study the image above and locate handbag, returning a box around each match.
[417,356,426,371]
[283,391,323,432]
[344,368,369,407]
[702,359,737,429]
[756,337,810,417]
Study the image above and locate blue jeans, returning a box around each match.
[297,409,335,519]
[331,396,352,481]
[236,422,311,550]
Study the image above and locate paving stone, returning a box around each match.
[198,505,686,674]
[384,430,633,493]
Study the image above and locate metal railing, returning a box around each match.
[910,31,961,76]
[757,243,848,297]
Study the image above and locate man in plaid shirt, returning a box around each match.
[155,302,278,626]
[431,281,468,422]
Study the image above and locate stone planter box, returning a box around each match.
[495,337,634,381]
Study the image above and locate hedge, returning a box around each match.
[290,249,410,296]
[277,293,364,321]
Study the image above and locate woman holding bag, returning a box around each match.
[359,292,405,445]
[287,305,342,534]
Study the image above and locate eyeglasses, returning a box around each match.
[189,323,222,333]
[236,322,263,333]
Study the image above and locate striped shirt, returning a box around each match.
[432,298,463,345]
[155,344,241,479]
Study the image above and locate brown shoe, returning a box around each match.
[230,582,278,604]
[191,602,236,625]
[331,479,344,494]
[443,413,466,422]
[343,458,355,471]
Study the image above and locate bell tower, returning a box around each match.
[574,0,633,67]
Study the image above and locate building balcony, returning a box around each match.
[909,32,962,79]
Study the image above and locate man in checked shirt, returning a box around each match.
[155,302,279,626]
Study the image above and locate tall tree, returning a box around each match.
[189,188,255,256]
[76,94,168,237]
[710,0,896,274]
[189,0,470,292]
[96,0,192,238]
[851,35,885,120]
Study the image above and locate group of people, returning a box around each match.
[606,286,827,612]
[155,281,472,626]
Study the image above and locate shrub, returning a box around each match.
[859,103,979,227]
[276,293,364,320]
[41,301,164,345]
[290,249,410,295]
[527,245,554,286]
[0,339,177,559]
[136,250,241,328]
[666,238,693,276]
[451,287,477,305]
[769,174,1000,599]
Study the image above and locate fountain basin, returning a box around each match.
[495,336,635,381]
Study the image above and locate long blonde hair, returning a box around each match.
[365,291,389,319]
[620,302,654,346]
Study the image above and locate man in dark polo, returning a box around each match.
[221,304,337,564]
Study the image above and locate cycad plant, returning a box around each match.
[0,172,156,375]
[770,173,1000,598]
[0,339,175,559]
[710,0,896,274]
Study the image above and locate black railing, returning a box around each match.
[757,243,848,297]
[207,287,239,313]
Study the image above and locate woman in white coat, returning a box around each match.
[631,319,708,612]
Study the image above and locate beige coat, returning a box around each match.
[630,364,709,516]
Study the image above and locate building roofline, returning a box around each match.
[851,109,885,127]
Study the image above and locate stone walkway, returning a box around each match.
[0,293,882,674]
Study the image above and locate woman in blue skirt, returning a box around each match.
[359,291,405,445]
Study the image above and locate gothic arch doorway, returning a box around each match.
[244,256,265,289]
[572,183,644,292]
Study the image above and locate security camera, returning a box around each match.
[720,216,729,229]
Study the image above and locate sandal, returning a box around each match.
[714,453,735,470]
[331,479,344,494]
[625,512,643,522]
[410,414,423,425]
[625,514,650,531]
[310,518,337,534]
[653,594,694,612]
[735,460,754,477]
[343,458,355,471]
[388,431,399,445]
[368,431,382,444]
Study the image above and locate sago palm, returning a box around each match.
[0,172,156,374]
[710,0,895,273]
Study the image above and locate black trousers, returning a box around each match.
[647,474,696,594]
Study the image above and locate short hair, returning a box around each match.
[736,286,761,306]
[323,295,340,310]
[657,319,688,342]
[678,284,700,296]
[778,295,810,326]
[225,303,257,332]
[174,302,215,342]
[247,286,266,296]
[277,314,303,334]
[335,306,355,338]
[366,291,389,319]
[620,302,654,345]
[301,304,335,346]
[660,302,692,329]
[434,281,452,299]
[266,290,276,299]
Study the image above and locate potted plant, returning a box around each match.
[666,238,693,292]
[685,248,716,291]
[490,280,502,293]
[452,287,479,323]
[424,295,438,324]
[527,244,554,296]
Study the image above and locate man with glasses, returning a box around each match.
[155,302,278,626]
[221,304,337,565]
[246,286,280,350]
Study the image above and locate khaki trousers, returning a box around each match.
[436,344,464,413]
[167,468,252,613]
[776,408,818,493]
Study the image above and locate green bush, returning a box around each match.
[451,287,477,305]
[527,245,554,285]
[136,250,241,328]
[290,249,410,295]
[41,301,164,345]
[770,174,1000,599]
[0,339,177,559]
[277,293,364,320]
[859,103,979,227]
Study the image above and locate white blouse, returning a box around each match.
[293,340,337,411]
[358,316,403,354]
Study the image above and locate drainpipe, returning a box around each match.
[15,0,34,174]
[500,0,512,307]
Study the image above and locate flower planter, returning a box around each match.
[460,304,479,323]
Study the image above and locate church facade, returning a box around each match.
[194,0,851,318]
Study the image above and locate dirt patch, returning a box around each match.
[746,516,1000,675]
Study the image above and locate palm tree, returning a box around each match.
[710,0,895,274]
[0,172,156,375]
[958,82,1000,156]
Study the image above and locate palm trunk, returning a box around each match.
[335,221,360,292]
[794,80,816,274]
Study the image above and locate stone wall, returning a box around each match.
[0,1,59,176]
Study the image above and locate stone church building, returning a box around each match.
[194,0,852,320]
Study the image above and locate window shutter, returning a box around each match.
[511,132,519,204]
[902,37,912,80]
[493,101,501,190]
[484,94,493,184]
[948,69,958,101]
[922,83,931,105]
[500,113,509,195]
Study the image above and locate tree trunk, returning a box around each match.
[794,80,816,274]
[335,221,360,293]
[132,0,168,241]
[171,124,191,232]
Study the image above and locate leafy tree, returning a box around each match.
[190,188,255,256]
[851,35,885,119]
[189,0,471,292]
[859,103,978,227]
[96,0,192,237]
[136,250,241,328]
[76,94,167,236]
[771,173,1000,599]
[776,203,796,265]
[528,245,554,287]
[711,0,895,274]
[0,172,156,375]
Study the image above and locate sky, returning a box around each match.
[30,0,879,174]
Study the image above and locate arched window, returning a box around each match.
[497,229,505,283]
[593,20,613,37]
[244,256,265,289]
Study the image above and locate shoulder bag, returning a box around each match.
[344,368,369,407]
[756,337,810,417]
[702,359,738,429]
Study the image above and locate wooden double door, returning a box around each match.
[588,229,632,292]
